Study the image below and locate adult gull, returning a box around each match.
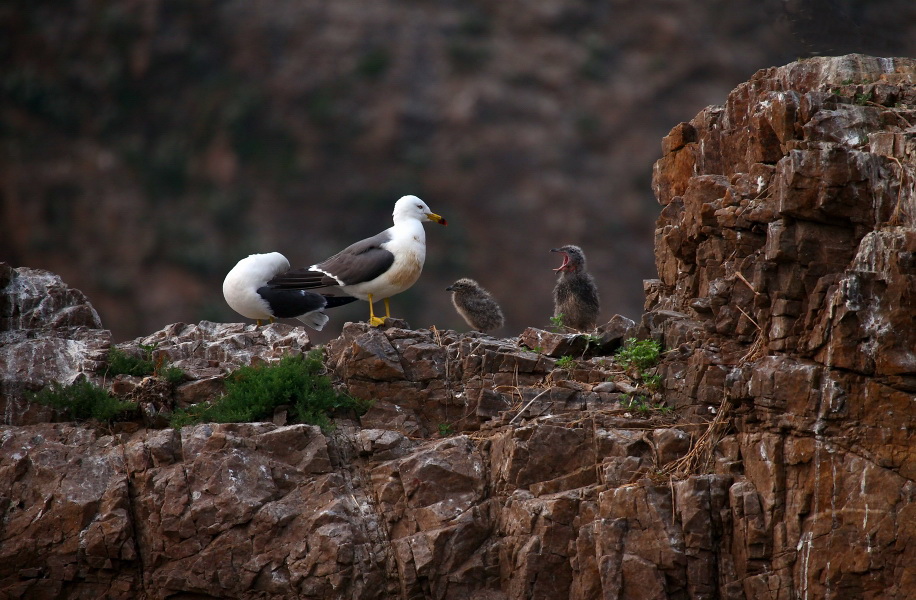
[269,195,446,326]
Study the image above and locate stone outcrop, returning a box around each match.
[326,321,636,438]
[647,53,916,598]
[0,264,317,427]
[0,263,110,425]
[0,55,914,599]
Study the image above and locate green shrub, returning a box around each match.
[159,364,186,385]
[170,350,369,430]
[30,380,137,422]
[107,346,155,376]
[615,338,662,371]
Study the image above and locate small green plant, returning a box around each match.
[642,373,662,392]
[556,355,576,369]
[653,402,673,415]
[855,91,873,106]
[438,423,454,437]
[549,313,565,332]
[29,380,137,422]
[582,333,601,345]
[615,338,662,371]
[526,346,545,355]
[107,346,155,377]
[168,402,210,429]
[579,332,603,357]
[621,394,672,416]
[621,394,650,413]
[170,350,369,431]
[107,344,186,384]
[158,363,186,385]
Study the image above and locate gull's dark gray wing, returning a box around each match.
[315,231,395,285]
[269,231,395,289]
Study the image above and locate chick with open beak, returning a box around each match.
[551,245,600,331]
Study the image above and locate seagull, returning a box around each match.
[222,252,356,330]
[446,278,505,332]
[551,245,600,331]
[268,195,447,326]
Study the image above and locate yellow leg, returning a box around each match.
[269,316,276,324]
[384,298,391,318]
[368,293,386,327]
[256,319,263,327]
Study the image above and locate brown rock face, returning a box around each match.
[1,55,915,599]
[648,53,916,598]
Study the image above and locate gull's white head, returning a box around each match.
[392,195,447,226]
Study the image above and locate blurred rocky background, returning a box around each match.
[2,0,916,342]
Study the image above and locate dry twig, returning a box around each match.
[657,395,731,479]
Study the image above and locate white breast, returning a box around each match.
[343,221,427,300]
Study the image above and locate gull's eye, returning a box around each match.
[416,204,423,209]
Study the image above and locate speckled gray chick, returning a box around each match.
[446,278,505,332]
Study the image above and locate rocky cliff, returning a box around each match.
[1,55,914,600]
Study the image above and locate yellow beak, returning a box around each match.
[426,212,447,225]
